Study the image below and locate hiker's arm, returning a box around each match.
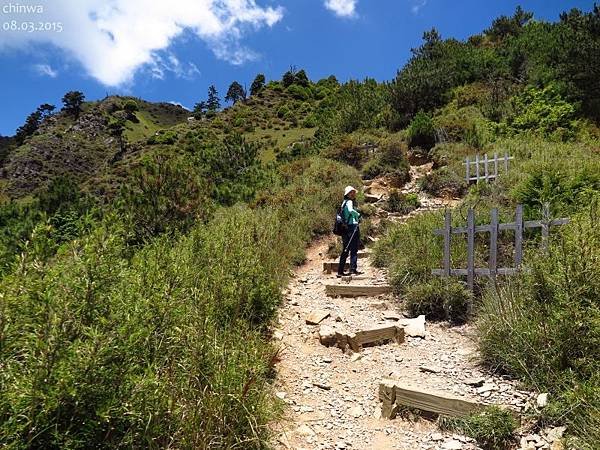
[347,200,361,221]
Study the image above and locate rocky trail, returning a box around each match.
[270,165,564,450]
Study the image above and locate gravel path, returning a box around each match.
[270,167,553,450]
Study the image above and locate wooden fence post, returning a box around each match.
[475,154,480,184]
[443,210,452,277]
[489,208,498,280]
[467,208,475,291]
[433,204,568,286]
[515,204,523,267]
[504,151,509,172]
[465,157,470,182]
[542,203,550,253]
[494,152,499,179]
[484,154,489,181]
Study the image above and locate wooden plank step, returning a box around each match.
[348,325,404,352]
[340,275,369,282]
[379,378,486,419]
[319,325,405,352]
[325,284,392,297]
[322,252,371,273]
[305,309,330,325]
[323,262,348,273]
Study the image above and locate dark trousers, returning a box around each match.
[338,224,360,274]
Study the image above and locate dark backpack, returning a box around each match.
[333,200,349,236]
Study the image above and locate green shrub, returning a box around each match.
[440,406,517,450]
[123,99,139,116]
[511,161,600,215]
[434,104,489,147]
[420,167,468,198]
[325,136,368,168]
[147,129,177,145]
[404,278,472,323]
[429,142,473,169]
[361,137,410,186]
[0,157,360,449]
[119,153,213,243]
[373,210,443,289]
[407,111,436,150]
[303,114,318,128]
[505,84,579,140]
[286,84,310,101]
[387,190,420,214]
[276,105,289,119]
[477,205,600,447]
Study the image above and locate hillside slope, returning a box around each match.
[0,96,189,198]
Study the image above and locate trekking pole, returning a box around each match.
[344,226,359,254]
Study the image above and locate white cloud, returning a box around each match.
[168,101,191,111]
[0,0,283,86]
[411,0,427,14]
[324,0,357,18]
[34,63,58,78]
[147,54,201,81]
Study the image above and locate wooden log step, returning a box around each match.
[340,275,369,282]
[323,262,348,273]
[305,309,330,325]
[348,325,404,352]
[319,325,405,352]
[322,252,371,273]
[325,284,392,297]
[379,378,485,419]
[378,378,519,420]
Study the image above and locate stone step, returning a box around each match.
[324,284,392,297]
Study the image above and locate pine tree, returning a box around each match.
[192,101,207,119]
[15,103,56,145]
[295,69,310,87]
[250,74,266,96]
[282,68,296,88]
[207,85,220,112]
[225,81,247,104]
[61,91,85,118]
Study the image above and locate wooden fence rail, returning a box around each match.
[432,204,569,291]
[464,152,513,184]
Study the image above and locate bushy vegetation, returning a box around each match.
[405,278,472,324]
[440,406,517,450]
[373,210,443,289]
[477,206,600,449]
[0,157,359,448]
[407,111,436,150]
[2,4,600,448]
[420,167,467,198]
[361,136,410,186]
[386,191,420,215]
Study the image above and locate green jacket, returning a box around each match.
[342,199,361,225]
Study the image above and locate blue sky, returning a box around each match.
[0,0,593,136]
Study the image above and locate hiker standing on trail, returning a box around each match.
[338,186,363,278]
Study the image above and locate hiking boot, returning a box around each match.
[350,270,364,275]
[336,272,349,278]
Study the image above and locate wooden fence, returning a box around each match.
[432,204,569,291]
[464,152,513,184]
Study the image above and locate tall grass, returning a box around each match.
[477,204,600,449]
[0,157,360,448]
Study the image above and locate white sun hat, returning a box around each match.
[344,186,357,196]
